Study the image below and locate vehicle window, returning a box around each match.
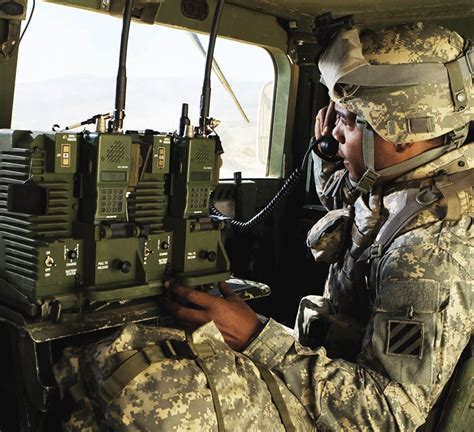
[12,2,275,178]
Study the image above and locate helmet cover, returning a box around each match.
[319,22,474,144]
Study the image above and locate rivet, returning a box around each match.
[456,92,467,103]
[458,160,466,167]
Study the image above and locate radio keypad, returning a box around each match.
[99,187,124,214]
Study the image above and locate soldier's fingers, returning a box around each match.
[322,101,336,136]
[180,321,200,334]
[218,282,239,300]
[172,284,217,308]
[165,300,211,326]
[315,106,328,138]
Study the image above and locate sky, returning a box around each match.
[12,1,276,177]
[15,1,275,82]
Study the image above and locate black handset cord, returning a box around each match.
[211,136,325,230]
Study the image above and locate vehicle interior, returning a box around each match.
[0,0,473,430]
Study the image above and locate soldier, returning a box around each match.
[168,22,473,430]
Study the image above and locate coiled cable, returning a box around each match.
[211,136,324,230]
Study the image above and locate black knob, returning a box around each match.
[160,241,170,250]
[113,260,132,273]
[0,2,25,16]
[67,249,78,260]
[199,250,217,262]
[320,135,339,156]
[207,251,217,262]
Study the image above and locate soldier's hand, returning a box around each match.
[315,100,336,140]
[314,101,336,143]
[164,281,263,351]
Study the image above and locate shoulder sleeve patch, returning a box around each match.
[387,320,424,359]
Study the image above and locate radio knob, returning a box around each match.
[160,241,170,250]
[199,250,217,262]
[113,259,132,273]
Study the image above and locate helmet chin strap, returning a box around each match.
[355,117,379,194]
[354,116,470,194]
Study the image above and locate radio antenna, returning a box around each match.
[198,0,225,136]
[112,0,134,133]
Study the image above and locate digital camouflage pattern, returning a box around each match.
[319,23,474,144]
[54,347,102,432]
[243,140,473,430]
[306,207,351,263]
[54,321,314,431]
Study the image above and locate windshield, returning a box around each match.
[12,2,275,178]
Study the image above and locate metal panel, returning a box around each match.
[0,20,19,128]
[229,0,474,39]
[229,0,474,23]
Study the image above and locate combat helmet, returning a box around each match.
[319,22,474,192]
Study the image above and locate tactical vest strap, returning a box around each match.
[364,168,474,261]
[255,364,298,432]
[367,187,436,260]
[434,168,474,220]
[98,348,162,405]
[194,356,226,432]
[98,340,216,406]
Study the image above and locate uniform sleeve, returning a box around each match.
[312,153,344,210]
[243,228,472,430]
[312,153,356,210]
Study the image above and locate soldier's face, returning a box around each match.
[332,104,365,181]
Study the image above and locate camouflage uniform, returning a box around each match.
[54,321,314,431]
[243,23,473,431]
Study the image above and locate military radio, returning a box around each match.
[0,0,231,320]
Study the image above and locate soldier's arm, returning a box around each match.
[243,223,472,430]
[312,153,347,210]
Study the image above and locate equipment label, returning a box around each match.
[97,260,109,270]
[158,258,168,265]
[66,269,77,277]
[187,252,196,260]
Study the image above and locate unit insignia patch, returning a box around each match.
[386,320,424,358]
